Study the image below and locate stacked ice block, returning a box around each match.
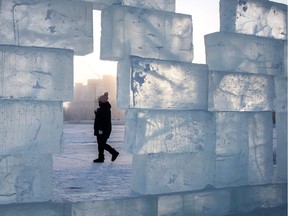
[101,3,217,194]
[101,0,287,199]
[100,5,193,62]
[0,0,93,205]
[205,0,287,186]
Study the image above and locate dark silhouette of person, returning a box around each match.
[93,92,119,163]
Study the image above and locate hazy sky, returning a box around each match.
[74,0,287,84]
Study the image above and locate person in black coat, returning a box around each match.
[93,92,119,163]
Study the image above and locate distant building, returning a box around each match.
[64,75,125,122]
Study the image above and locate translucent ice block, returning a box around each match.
[274,76,287,112]
[248,112,273,185]
[101,5,193,62]
[220,0,287,40]
[208,71,275,111]
[0,1,93,55]
[194,191,231,216]
[284,40,287,77]
[122,0,175,12]
[158,191,231,216]
[0,100,63,155]
[0,154,53,204]
[205,32,285,75]
[230,183,287,213]
[275,112,287,182]
[0,45,73,101]
[71,198,157,216]
[132,152,215,194]
[214,112,249,188]
[0,202,64,216]
[117,56,208,109]
[215,112,273,187]
[125,109,215,154]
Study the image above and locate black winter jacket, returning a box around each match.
[94,102,112,137]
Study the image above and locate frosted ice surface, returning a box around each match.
[0,100,63,155]
[275,112,287,181]
[205,32,285,75]
[208,71,275,111]
[117,56,208,109]
[275,76,287,112]
[78,0,121,10]
[284,40,287,77]
[0,202,64,216]
[158,191,230,216]
[214,112,273,187]
[0,154,53,204]
[0,1,93,55]
[122,0,175,11]
[132,152,215,194]
[215,112,249,156]
[194,191,231,216]
[71,198,157,216]
[0,45,73,101]
[101,5,193,62]
[230,184,287,212]
[248,112,273,185]
[125,109,215,154]
[215,112,249,187]
[220,0,287,39]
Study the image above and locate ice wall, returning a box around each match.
[216,0,287,185]
[0,0,93,205]
[108,0,287,197]
[0,0,286,215]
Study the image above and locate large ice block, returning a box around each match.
[214,112,273,187]
[0,154,53,204]
[230,183,287,213]
[248,112,273,185]
[0,45,73,101]
[101,5,193,62]
[0,100,63,155]
[122,0,175,12]
[215,112,249,188]
[274,76,287,113]
[220,0,287,40]
[158,190,231,216]
[68,0,175,11]
[125,109,215,154]
[208,71,275,111]
[275,112,287,182]
[284,40,287,77]
[205,32,285,75]
[194,191,231,216]
[117,56,208,109]
[71,198,158,216]
[0,1,93,55]
[0,202,65,216]
[132,152,215,194]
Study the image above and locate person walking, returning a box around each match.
[93,92,119,163]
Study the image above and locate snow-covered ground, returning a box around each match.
[52,123,138,203]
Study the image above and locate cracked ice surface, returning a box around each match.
[0,1,93,55]
[0,45,73,101]
[52,123,136,203]
[220,0,287,39]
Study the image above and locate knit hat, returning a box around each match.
[98,92,109,103]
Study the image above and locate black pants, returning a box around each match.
[96,134,114,158]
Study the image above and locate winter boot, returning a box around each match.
[111,149,119,162]
[93,155,104,163]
